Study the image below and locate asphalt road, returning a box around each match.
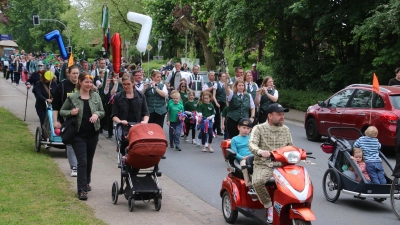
[159,121,399,225]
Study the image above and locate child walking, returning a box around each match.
[184,90,197,144]
[350,148,371,182]
[353,126,386,184]
[221,101,230,140]
[197,91,216,152]
[167,91,184,151]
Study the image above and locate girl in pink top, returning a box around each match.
[350,148,371,182]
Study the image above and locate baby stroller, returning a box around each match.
[34,102,66,154]
[111,123,167,212]
[321,127,397,203]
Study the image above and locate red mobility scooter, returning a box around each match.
[220,140,316,225]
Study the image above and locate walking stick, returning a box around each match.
[24,88,28,121]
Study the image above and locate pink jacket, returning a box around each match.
[353,161,371,182]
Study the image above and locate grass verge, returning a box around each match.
[0,107,105,225]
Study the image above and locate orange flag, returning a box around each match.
[68,53,74,67]
[372,73,379,93]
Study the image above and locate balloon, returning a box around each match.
[111,33,121,73]
[44,71,54,81]
[54,128,61,136]
[126,12,152,53]
[44,30,68,60]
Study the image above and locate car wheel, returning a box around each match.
[306,118,321,142]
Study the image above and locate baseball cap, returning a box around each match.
[267,103,289,114]
[252,63,256,67]
[238,118,252,128]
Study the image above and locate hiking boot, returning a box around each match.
[71,167,77,177]
[87,184,92,192]
[79,191,88,200]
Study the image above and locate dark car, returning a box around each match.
[304,84,400,148]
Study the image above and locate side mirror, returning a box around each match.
[318,100,326,107]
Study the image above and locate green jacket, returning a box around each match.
[60,91,105,132]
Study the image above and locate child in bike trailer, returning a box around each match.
[350,148,371,182]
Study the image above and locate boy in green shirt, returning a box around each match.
[167,91,184,151]
[197,91,216,152]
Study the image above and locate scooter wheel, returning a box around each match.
[322,168,342,202]
[222,191,238,224]
[293,219,312,225]
[154,197,162,211]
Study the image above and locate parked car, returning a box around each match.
[304,84,400,148]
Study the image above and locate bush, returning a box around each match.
[277,89,332,111]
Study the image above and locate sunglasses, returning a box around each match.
[85,75,94,80]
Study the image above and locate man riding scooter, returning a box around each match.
[249,103,292,224]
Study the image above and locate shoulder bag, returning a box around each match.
[60,97,78,145]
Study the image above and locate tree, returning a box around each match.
[4,0,69,52]
[171,1,216,70]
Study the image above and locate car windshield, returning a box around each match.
[389,95,400,109]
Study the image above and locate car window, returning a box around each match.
[328,89,354,108]
[389,95,400,109]
[349,90,372,108]
[373,93,384,108]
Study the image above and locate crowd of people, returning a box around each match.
[4,51,289,211]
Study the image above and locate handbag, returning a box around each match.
[60,97,78,145]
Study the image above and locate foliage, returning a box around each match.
[0,107,105,224]
[277,89,332,112]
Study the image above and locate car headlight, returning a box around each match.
[283,151,301,164]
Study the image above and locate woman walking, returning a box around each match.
[255,76,278,124]
[35,71,57,126]
[60,72,105,200]
[224,79,255,138]
[144,70,167,128]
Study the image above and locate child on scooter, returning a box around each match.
[353,126,386,184]
[230,118,257,197]
[349,148,371,182]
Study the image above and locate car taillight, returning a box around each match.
[379,113,398,124]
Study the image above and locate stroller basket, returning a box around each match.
[127,123,167,169]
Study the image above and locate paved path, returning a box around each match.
[0,77,227,225]
[0,75,306,224]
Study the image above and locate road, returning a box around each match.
[159,121,399,225]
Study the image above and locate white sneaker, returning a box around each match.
[205,142,209,147]
[184,136,189,142]
[71,167,77,177]
[192,139,197,145]
[267,206,273,223]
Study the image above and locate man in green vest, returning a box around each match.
[165,62,182,90]
[230,66,244,84]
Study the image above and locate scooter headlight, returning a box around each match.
[283,151,301,164]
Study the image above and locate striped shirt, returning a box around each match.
[353,136,381,163]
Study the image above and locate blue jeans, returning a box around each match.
[366,162,386,184]
[169,122,181,147]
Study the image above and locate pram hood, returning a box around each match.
[126,123,167,169]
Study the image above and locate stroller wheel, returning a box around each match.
[154,197,162,211]
[35,127,42,152]
[322,168,342,202]
[128,196,135,212]
[111,181,119,204]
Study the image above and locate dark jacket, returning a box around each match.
[34,81,57,109]
[111,89,149,122]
